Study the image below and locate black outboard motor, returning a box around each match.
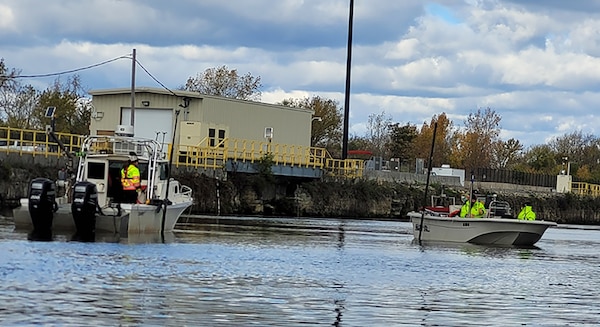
[71,181,98,241]
[28,177,56,241]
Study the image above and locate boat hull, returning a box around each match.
[408,211,557,246]
[13,199,192,235]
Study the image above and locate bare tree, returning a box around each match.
[366,111,392,158]
[183,65,262,101]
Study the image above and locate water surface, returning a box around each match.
[1,216,598,326]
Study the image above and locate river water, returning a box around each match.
[1,215,599,326]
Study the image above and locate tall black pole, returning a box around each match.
[418,122,438,243]
[342,0,354,160]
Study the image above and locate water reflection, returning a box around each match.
[1,215,600,326]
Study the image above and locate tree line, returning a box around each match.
[2,60,599,183]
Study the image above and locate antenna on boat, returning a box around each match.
[130,48,136,128]
[161,108,181,239]
[418,122,437,244]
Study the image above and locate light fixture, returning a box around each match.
[312,116,322,122]
[141,100,150,107]
[179,97,191,108]
[92,111,104,120]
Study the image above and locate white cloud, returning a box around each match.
[2,0,600,148]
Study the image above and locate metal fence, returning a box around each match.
[471,168,556,188]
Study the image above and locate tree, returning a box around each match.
[34,75,91,134]
[413,113,454,168]
[280,96,342,156]
[387,122,418,166]
[522,144,556,174]
[365,111,392,158]
[0,59,25,126]
[4,85,39,129]
[183,65,262,101]
[451,107,502,173]
[492,138,523,169]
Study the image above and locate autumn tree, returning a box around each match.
[183,65,262,101]
[279,96,342,156]
[450,107,501,173]
[413,113,454,168]
[547,131,600,180]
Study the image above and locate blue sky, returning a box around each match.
[2,0,600,148]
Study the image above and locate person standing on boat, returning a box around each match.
[121,154,141,203]
[459,194,486,218]
[517,202,536,220]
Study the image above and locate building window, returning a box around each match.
[218,129,225,148]
[209,128,216,147]
[209,128,226,147]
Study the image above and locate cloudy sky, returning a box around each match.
[2,0,600,148]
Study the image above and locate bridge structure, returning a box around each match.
[0,126,364,180]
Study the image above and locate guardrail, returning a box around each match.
[571,182,600,197]
[0,126,83,157]
[173,137,364,178]
[1,126,364,178]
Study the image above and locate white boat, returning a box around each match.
[13,128,193,239]
[409,199,557,246]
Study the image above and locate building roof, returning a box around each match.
[88,87,311,113]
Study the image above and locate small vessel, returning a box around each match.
[13,125,193,240]
[409,195,556,246]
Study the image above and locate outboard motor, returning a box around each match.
[28,178,56,241]
[71,181,98,241]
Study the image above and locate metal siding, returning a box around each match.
[90,89,312,147]
[201,98,311,146]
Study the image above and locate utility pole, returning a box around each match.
[342,0,354,159]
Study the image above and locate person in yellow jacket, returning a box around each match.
[121,155,141,203]
[459,194,486,218]
[517,202,536,220]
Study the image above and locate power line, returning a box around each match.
[1,52,180,97]
[2,54,131,79]
[134,59,178,96]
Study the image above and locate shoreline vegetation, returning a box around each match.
[2,164,600,225]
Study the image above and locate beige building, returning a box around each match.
[88,87,313,150]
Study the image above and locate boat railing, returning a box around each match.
[486,200,513,218]
[181,185,193,198]
[83,135,161,159]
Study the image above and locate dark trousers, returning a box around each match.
[122,190,138,203]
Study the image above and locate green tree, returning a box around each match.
[34,75,91,134]
[279,96,342,156]
[387,122,418,166]
[492,138,524,169]
[522,144,556,174]
[183,65,262,101]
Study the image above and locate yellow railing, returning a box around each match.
[0,126,83,157]
[173,137,363,178]
[571,182,600,197]
[174,137,329,170]
[0,126,364,178]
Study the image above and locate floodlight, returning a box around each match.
[45,106,56,118]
